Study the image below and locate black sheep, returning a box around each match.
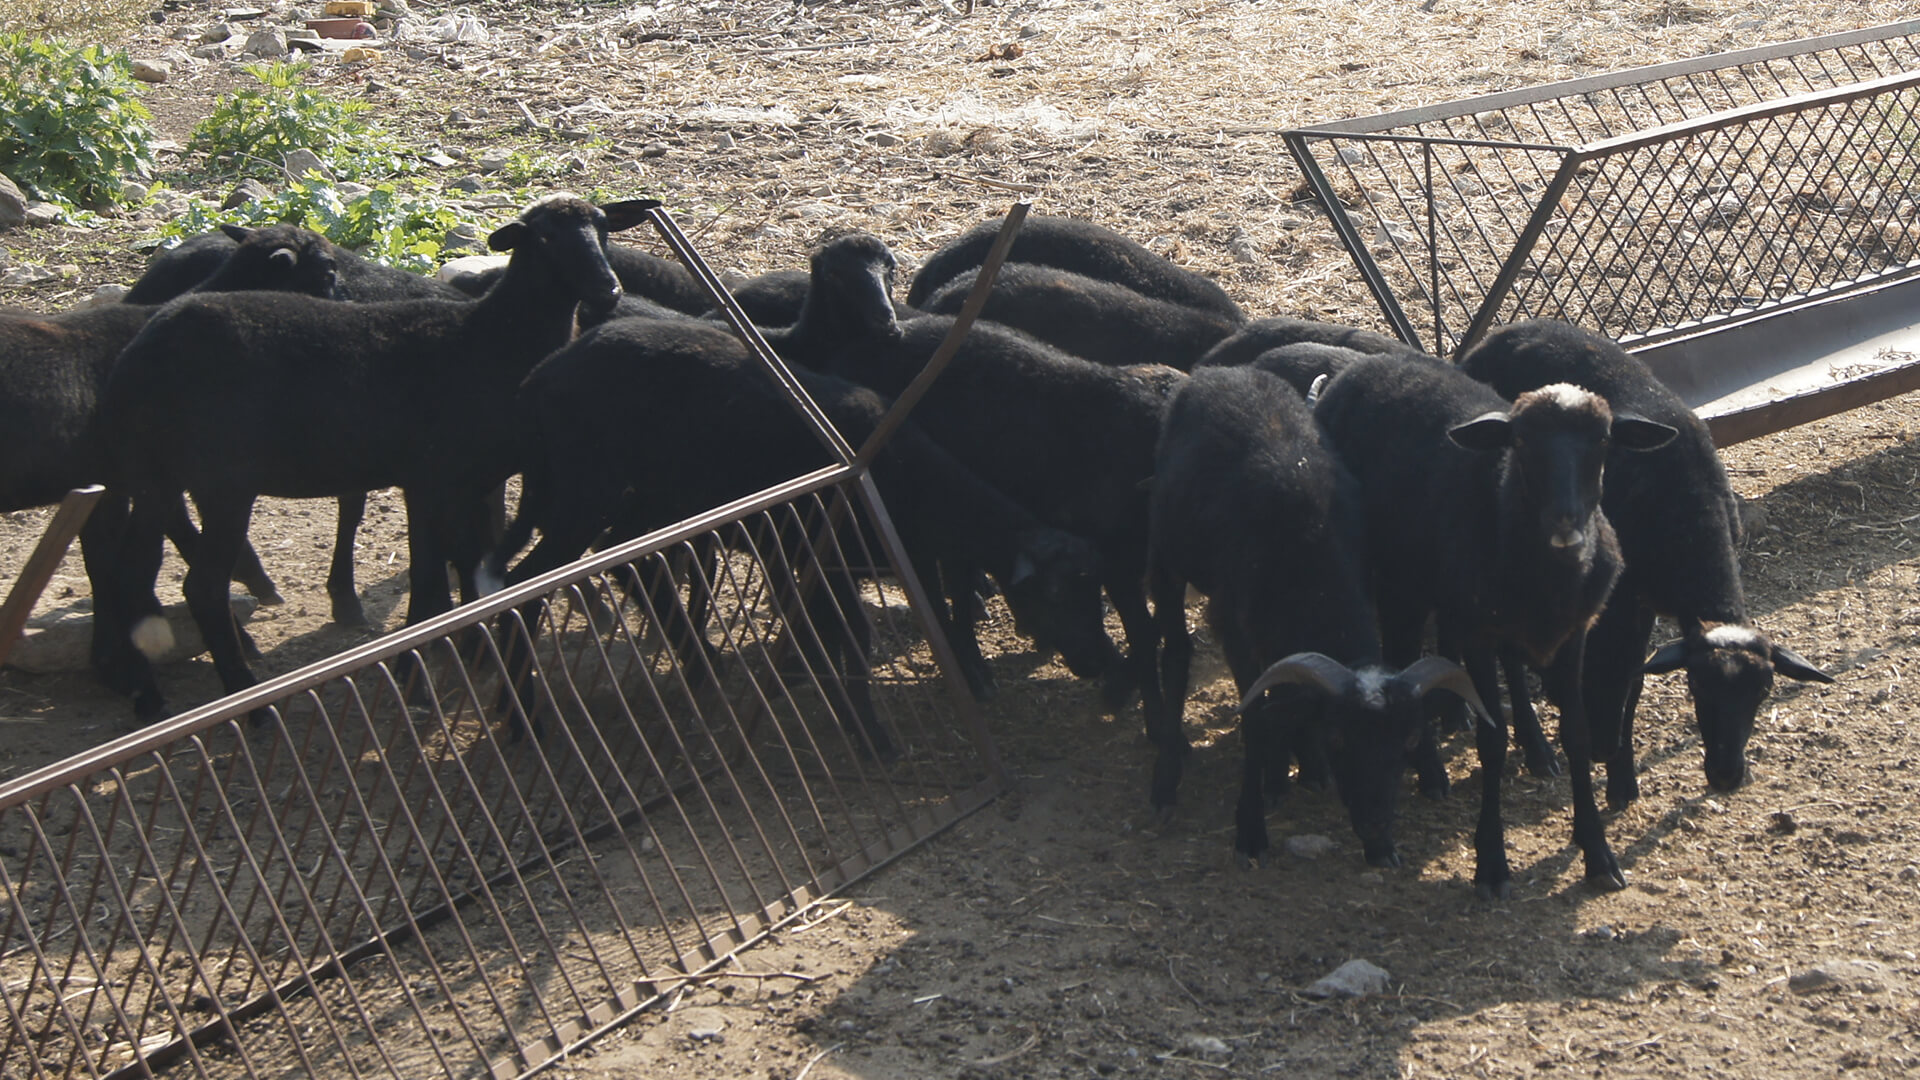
[906,214,1244,322]
[761,232,1182,710]
[1193,315,1417,369]
[916,262,1239,371]
[1147,366,1490,867]
[444,243,711,315]
[1458,318,1832,806]
[489,317,1115,740]
[1315,353,1676,898]
[126,224,468,305]
[97,194,651,723]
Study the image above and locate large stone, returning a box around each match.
[282,148,332,181]
[22,203,62,228]
[131,59,171,83]
[242,29,289,58]
[222,177,273,209]
[201,22,234,43]
[0,173,26,230]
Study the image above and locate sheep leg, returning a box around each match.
[1467,642,1512,901]
[934,556,997,700]
[773,538,894,764]
[1501,647,1561,778]
[179,491,269,723]
[1141,565,1191,815]
[400,489,458,625]
[1233,700,1278,867]
[1584,597,1656,809]
[1102,573,1157,718]
[1544,627,1626,891]
[83,494,169,723]
[327,492,370,627]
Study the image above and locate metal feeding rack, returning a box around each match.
[1284,19,1920,444]
[0,204,1029,1080]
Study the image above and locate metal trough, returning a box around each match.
[1283,19,1920,443]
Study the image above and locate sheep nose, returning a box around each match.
[1549,526,1584,549]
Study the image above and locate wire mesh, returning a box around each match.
[1284,19,1920,358]
[0,468,1000,1080]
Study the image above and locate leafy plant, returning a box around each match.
[188,62,416,182]
[159,180,479,275]
[0,34,155,208]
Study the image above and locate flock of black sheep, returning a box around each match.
[0,194,1834,897]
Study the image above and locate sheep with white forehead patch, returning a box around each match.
[1460,318,1832,806]
[1314,352,1676,899]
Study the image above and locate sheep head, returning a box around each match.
[1645,622,1833,791]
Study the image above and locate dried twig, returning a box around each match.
[794,1041,844,1080]
[1166,956,1205,1009]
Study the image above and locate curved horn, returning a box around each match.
[269,247,297,270]
[1390,655,1495,729]
[1236,652,1356,714]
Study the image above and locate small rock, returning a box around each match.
[1,172,29,229]
[334,181,372,200]
[1375,220,1417,246]
[1582,924,1619,943]
[476,148,513,174]
[446,174,486,193]
[222,177,273,209]
[131,59,171,83]
[437,252,507,281]
[1303,959,1390,1000]
[1020,24,1042,38]
[22,203,62,228]
[242,28,288,57]
[163,48,195,68]
[1284,834,1337,860]
[712,131,736,151]
[1227,234,1261,264]
[446,109,473,126]
[440,223,484,252]
[191,43,228,60]
[680,1007,725,1041]
[287,32,324,53]
[422,150,459,168]
[867,131,903,147]
[1,265,58,287]
[282,148,331,180]
[1788,969,1838,995]
[171,25,201,41]
[88,283,131,305]
[122,180,150,204]
[639,141,669,158]
[1767,810,1797,835]
[1899,865,1919,883]
[1335,145,1367,165]
[201,22,235,43]
[1179,1034,1231,1057]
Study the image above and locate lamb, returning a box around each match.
[1313,352,1677,898]
[1193,315,1418,369]
[1146,366,1490,867]
[95,194,651,723]
[905,214,1245,322]
[488,317,1116,741]
[916,262,1240,371]
[1457,318,1832,806]
[758,232,1182,710]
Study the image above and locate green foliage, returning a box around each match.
[160,180,479,274]
[188,62,416,182]
[0,34,156,208]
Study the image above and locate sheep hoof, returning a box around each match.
[1585,857,1627,892]
[331,597,372,628]
[1524,745,1563,779]
[1417,773,1450,801]
[1474,879,1513,902]
[1605,773,1639,810]
[249,585,287,607]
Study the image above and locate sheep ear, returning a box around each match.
[487,221,530,252]
[1008,551,1037,587]
[1771,643,1835,684]
[218,224,253,244]
[1447,412,1511,451]
[1643,639,1690,674]
[1612,414,1678,451]
[598,199,658,233]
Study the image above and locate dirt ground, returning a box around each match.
[7,1,1920,1077]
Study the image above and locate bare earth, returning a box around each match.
[6,1,1920,1077]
